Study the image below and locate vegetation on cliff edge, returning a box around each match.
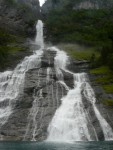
[0,28,27,70]
[44,7,113,71]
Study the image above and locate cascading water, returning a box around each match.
[48,47,70,90]
[0,18,113,142]
[46,52,92,142]
[23,20,44,141]
[0,20,44,128]
[82,74,113,141]
[35,20,44,49]
[47,48,113,143]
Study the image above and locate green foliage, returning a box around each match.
[98,43,113,70]
[67,49,99,61]
[90,66,113,94]
[18,3,30,11]
[8,46,26,54]
[0,0,36,69]
[90,66,113,84]
[107,54,113,70]
[26,19,36,28]
[0,28,27,69]
[0,46,9,63]
[0,29,14,46]
[52,0,59,4]
[90,66,111,75]
[45,8,113,46]
[58,44,100,61]
[45,7,113,70]
[6,0,15,3]
[96,76,113,85]
[103,85,113,94]
[103,99,113,107]
[0,29,14,66]
[5,0,16,6]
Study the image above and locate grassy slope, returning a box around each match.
[90,66,113,107]
[0,28,28,70]
[58,43,100,61]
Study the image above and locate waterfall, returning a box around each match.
[48,47,70,90]
[47,48,113,143]
[35,20,44,49]
[23,20,44,141]
[0,20,44,128]
[0,19,113,142]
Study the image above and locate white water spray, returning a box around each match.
[47,47,113,142]
[0,20,44,128]
[35,20,44,49]
[23,20,44,141]
[0,18,113,142]
[47,73,92,142]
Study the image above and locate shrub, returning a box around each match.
[107,54,113,70]
[103,99,113,107]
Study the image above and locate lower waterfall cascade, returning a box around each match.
[47,71,113,142]
[0,20,113,142]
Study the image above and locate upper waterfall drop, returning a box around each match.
[0,20,44,129]
[35,20,44,49]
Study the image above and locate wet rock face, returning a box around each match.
[0,50,69,141]
[42,0,113,14]
[68,59,90,73]
[0,49,113,141]
[0,0,40,36]
[89,74,113,131]
[81,93,105,141]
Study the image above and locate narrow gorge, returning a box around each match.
[0,20,113,143]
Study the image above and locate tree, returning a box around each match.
[51,0,60,9]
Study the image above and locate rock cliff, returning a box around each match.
[42,0,113,14]
[0,0,41,36]
[0,48,113,141]
[0,0,41,71]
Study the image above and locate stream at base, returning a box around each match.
[0,141,113,150]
